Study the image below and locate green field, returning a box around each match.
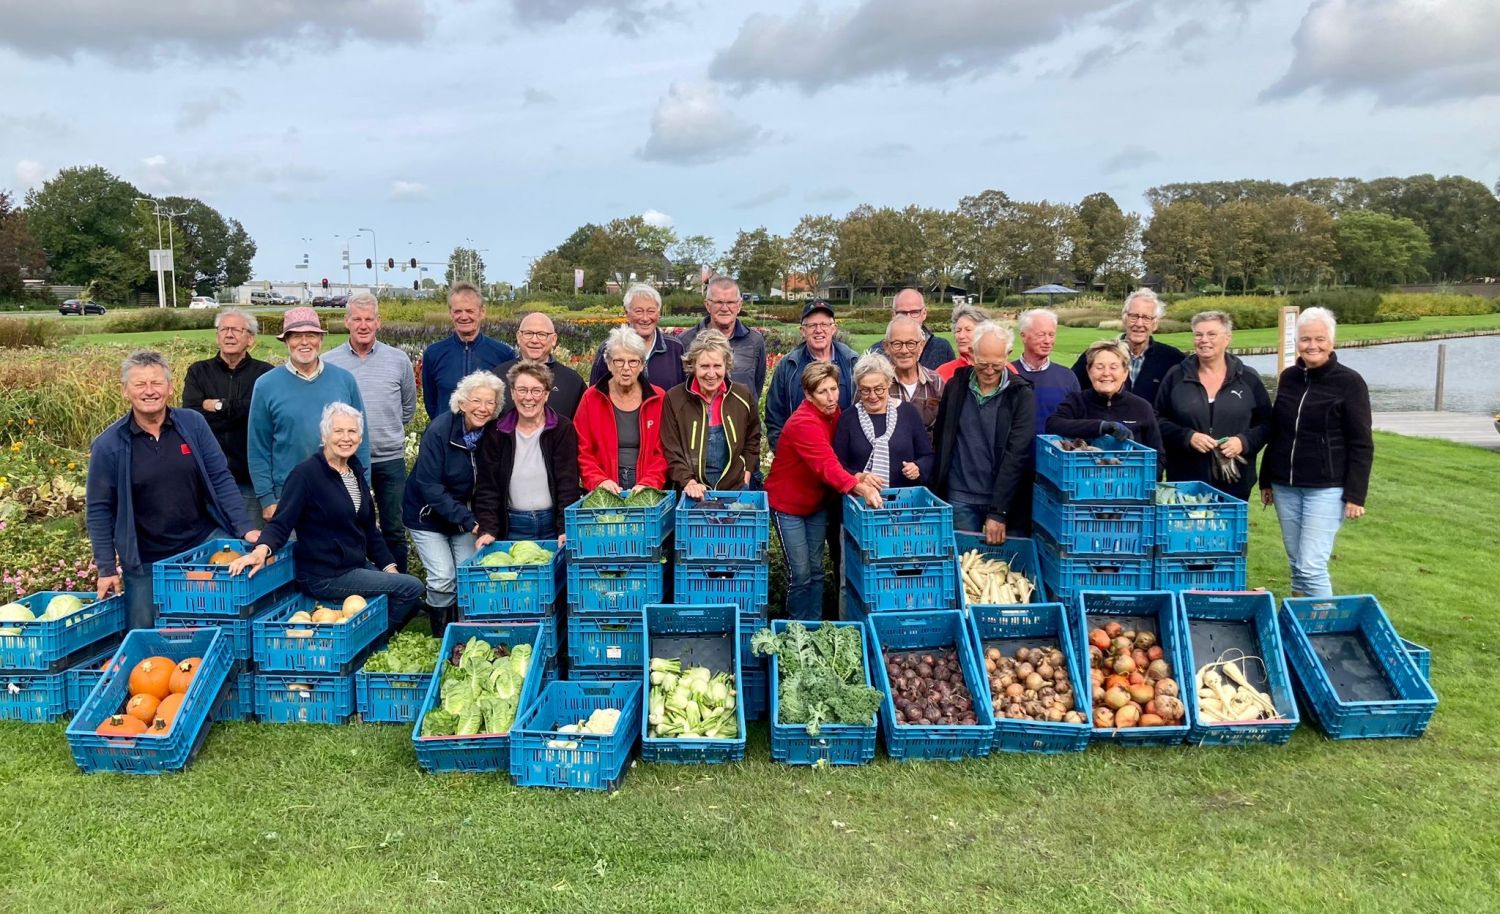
[1,432,1495,914]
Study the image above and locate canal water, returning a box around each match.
[1240,335,1500,414]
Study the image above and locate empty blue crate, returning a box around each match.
[866,609,995,760]
[768,619,877,766]
[966,602,1090,754]
[1154,553,1247,593]
[843,534,959,613]
[252,594,387,673]
[674,562,769,617]
[1072,590,1193,748]
[158,604,281,663]
[565,492,677,561]
[1279,595,1437,740]
[356,667,433,724]
[0,591,126,671]
[955,533,1042,609]
[457,541,565,618]
[1032,482,1153,555]
[1154,481,1248,555]
[511,680,642,791]
[674,490,769,562]
[255,672,356,724]
[1402,639,1431,681]
[567,612,645,671]
[741,664,768,721]
[1178,591,1299,747]
[153,538,295,616]
[1035,435,1157,502]
[566,560,665,615]
[1036,534,1152,607]
[641,602,746,764]
[844,487,954,561]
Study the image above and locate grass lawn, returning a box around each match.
[1,431,1495,914]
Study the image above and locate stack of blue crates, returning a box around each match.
[671,491,772,720]
[1032,436,1157,606]
[0,592,127,723]
[563,493,676,681]
[842,488,958,623]
[1152,481,1248,592]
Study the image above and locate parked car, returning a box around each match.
[58,299,107,316]
[272,294,300,306]
[249,290,277,306]
[188,296,218,309]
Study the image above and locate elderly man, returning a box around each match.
[182,307,274,529]
[882,315,944,434]
[588,282,686,392]
[1070,288,1183,407]
[764,300,858,450]
[870,289,956,372]
[324,293,417,572]
[421,282,515,420]
[87,351,256,629]
[678,275,767,398]
[931,321,1036,545]
[248,307,369,521]
[1008,308,1078,535]
[496,312,585,418]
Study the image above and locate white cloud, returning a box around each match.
[1266,0,1500,104]
[641,208,673,227]
[176,88,243,130]
[509,0,677,36]
[390,180,431,201]
[14,160,47,189]
[1101,146,1160,174]
[733,184,791,209]
[128,154,328,199]
[639,81,764,165]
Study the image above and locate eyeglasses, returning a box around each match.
[893,309,925,319]
[706,298,742,306]
[857,384,888,397]
[465,396,497,408]
[973,361,1007,372]
[217,327,250,335]
[610,357,643,368]
[517,329,554,340]
[511,387,547,398]
[1124,313,1157,324]
[884,339,921,351]
[801,321,834,332]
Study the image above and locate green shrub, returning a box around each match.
[104,309,220,333]
[1166,295,1286,330]
[0,319,68,349]
[1376,293,1496,321]
[1295,288,1382,325]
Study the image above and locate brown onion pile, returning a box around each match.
[1086,621,1185,728]
[884,650,979,727]
[984,644,1084,724]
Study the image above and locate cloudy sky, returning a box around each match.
[2,0,1497,286]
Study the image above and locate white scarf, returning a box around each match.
[856,398,901,484]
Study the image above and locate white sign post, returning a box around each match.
[1277,305,1299,374]
[148,249,173,308]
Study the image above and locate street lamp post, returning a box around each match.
[163,208,186,308]
[359,227,379,296]
[135,198,167,309]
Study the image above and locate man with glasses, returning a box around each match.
[678,275,767,398]
[182,308,274,528]
[869,288,956,371]
[497,312,584,418]
[588,282,686,392]
[880,315,944,435]
[1070,288,1183,408]
[764,300,858,449]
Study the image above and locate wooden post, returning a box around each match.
[1433,343,1447,411]
[1276,306,1299,374]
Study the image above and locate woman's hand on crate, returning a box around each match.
[851,479,884,510]
[475,533,496,550]
[684,481,708,500]
[227,544,271,578]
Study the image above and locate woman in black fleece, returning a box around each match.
[1047,339,1164,459]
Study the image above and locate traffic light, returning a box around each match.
[409,258,417,269]
[321,278,329,290]
[387,257,395,270]
[365,258,373,270]
[413,280,419,291]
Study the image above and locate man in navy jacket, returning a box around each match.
[421,282,515,419]
[1070,288,1183,408]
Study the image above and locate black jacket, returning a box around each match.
[1154,354,1273,500]
[1047,387,1165,460]
[1070,337,1183,408]
[496,356,586,420]
[472,407,583,539]
[1258,353,1373,506]
[402,410,481,535]
[258,452,393,583]
[931,368,1036,524]
[181,354,274,484]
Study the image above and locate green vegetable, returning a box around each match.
[420,707,458,736]
[478,540,555,569]
[362,631,441,674]
[425,637,536,737]
[752,621,883,737]
[580,485,666,511]
[646,656,739,741]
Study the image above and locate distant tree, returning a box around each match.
[834,205,922,299]
[724,227,788,295]
[24,165,149,303]
[1208,200,1268,294]
[787,213,839,295]
[955,190,1014,303]
[1002,200,1074,291]
[446,246,486,288]
[1261,196,1337,291]
[1143,201,1213,292]
[1070,192,1141,294]
[0,190,46,299]
[223,219,255,288]
[670,233,719,289]
[1334,210,1433,286]
[912,206,965,300]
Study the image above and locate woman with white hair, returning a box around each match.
[1259,307,1373,597]
[574,325,668,494]
[229,402,425,627]
[834,352,934,488]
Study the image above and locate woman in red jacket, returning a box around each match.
[766,362,884,621]
[575,326,668,494]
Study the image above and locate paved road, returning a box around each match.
[1372,411,1500,451]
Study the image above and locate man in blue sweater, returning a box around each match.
[1009,308,1079,536]
[420,282,515,419]
[248,307,369,521]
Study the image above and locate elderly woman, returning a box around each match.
[401,370,504,625]
[229,402,424,627]
[473,360,583,543]
[766,363,885,621]
[1049,339,1165,458]
[1259,308,1373,597]
[661,329,762,499]
[882,315,944,433]
[936,302,988,382]
[587,282,686,392]
[834,352,934,488]
[1154,311,1272,500]
[575,326,668,494]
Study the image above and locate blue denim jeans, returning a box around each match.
[1272,484,1345,597]
[370,458,409,573]
[949,501,991,536]
[774,507,830,622]
[303,565,425,631]
[408,528,477,609]
[507,509,559,540]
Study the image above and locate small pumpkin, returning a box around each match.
[124,693,161,724]
[168,658,201,695]
[152,692,185,733]
[96,714,147,737]
[128,656,174,700]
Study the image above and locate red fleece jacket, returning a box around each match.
[573,379,668,490]
[766,399,858,516]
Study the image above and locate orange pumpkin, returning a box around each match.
[96,714,147,737]
[169,658,201,695]
[124,693,161,724]
[152,692,185,733]
[128,656,174,700]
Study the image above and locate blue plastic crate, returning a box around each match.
[566,560,666,615]
[64,627,233,774]
[212,668,256,722]
[152,537,295,616]
[252,593,388,673]
[1035,435,1157,503]
[157,604,280,663]
[356,669,433,724]
[65,641,123,714]
[1036,534,1153,607]
[641,603,746,764]
[737,614,770,673]
[1154,553,1247,593]
[843,487,955,561]
[674,490,770,563]
[456,541,566,618]
[511,680,641,790]
[1032,482,1154,555]
[1154,482,1248,555]
[1279,595,1437,740]
[255,672,355,724]
[565,492,677,561]
[843,535,959,613]
[740,665,768,721]
[0,664,72,722]
[0,592,126,671]
[767,619,878,766]
[673,562,769,617]
[1402,639,1431,681]
[567,612,645,671]
[955,533,1042,610]
[411,619,559,773]
[866,609,995,760]
[1178,591,1299,747]
[1072,590,1193,747]
[967,603,1090,754]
